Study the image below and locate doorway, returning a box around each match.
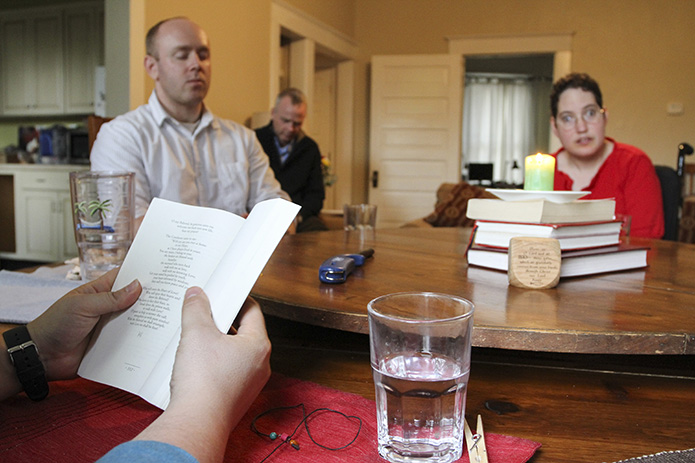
[313,62,337,209]
[462,54,554,185]
[448,32,573,154]
[270,2,358,212]
[278,36,345,210]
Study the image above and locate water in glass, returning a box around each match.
[373,351,468,463]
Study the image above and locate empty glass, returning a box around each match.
[69,171,134,281]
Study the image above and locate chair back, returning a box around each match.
[681,164,695,198]
[654,165,679,241]
[87,114,113,152]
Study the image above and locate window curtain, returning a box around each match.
[462,74,546,184]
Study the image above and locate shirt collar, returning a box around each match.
[274,137,293,166]
[149,90,216,133]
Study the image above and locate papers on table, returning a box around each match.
[0,265,81,324]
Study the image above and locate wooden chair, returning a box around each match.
[87,114,112,152]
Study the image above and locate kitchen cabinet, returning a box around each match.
[1,9,64,115]
[0,2,104,116]
[18,187,75,262]
[64,4,104,114]
[0,164,88,262]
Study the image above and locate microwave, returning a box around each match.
[67,129,90,164]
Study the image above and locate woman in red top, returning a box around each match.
[550,73,664,239]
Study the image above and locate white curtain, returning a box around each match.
[462,74,544,184]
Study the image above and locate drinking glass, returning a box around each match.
[343,204,377,230]
[368,292,475,463]
[69,171,135,281]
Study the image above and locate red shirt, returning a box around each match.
[552,138,664,239]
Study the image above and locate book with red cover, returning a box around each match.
[467,242,648,278]
[472,219,622,250]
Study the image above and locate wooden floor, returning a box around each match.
[266,315,695,463]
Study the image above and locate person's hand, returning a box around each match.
[136,288,271,463]
[169,288,271,414]
[27,269,142,382]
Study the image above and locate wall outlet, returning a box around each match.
[667,102,684,115]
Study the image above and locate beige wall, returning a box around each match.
[354,0,695,169]
[282,0,355,38]
[1,1,692,201]
[131,0,273,125]
[117,0,694,202]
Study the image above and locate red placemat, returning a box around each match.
[0,373,541,462]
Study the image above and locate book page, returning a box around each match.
[205,198,303,331]
[140,198,301,408]
[78,197,300,409]
[78,199,244,402]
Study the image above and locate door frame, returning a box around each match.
[270,1,358,210]
[448,33,573,153]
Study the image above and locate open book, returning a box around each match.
[77,197,300,409]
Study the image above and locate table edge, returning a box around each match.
[254,296,695,355]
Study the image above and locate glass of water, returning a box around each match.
[69,171,135,281]
[368,292,474,463]
[343,204,377,230]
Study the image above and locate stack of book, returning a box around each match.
[465,197,649,278]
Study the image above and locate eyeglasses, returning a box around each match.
[555,106,605,130]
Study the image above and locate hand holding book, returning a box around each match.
[78,198,300,409]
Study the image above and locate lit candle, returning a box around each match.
[524,153,555,191]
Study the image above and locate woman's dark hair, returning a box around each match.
[550,73,603,118]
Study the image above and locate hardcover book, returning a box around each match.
[472,219,622,250]
[467,242,648,278]
[466,198,616,224]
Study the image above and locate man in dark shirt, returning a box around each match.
[255,88,327,232]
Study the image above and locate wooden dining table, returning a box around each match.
[252,227,695,355]
[252,227,695,462]
[3,227,695,462]
[265,315,695,463]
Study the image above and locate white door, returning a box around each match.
[369,54,463,228]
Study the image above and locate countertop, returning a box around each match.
[0,163,89,173]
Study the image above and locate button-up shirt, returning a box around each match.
[91,91,289,218]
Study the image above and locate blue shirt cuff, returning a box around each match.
[96,440,199,463]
